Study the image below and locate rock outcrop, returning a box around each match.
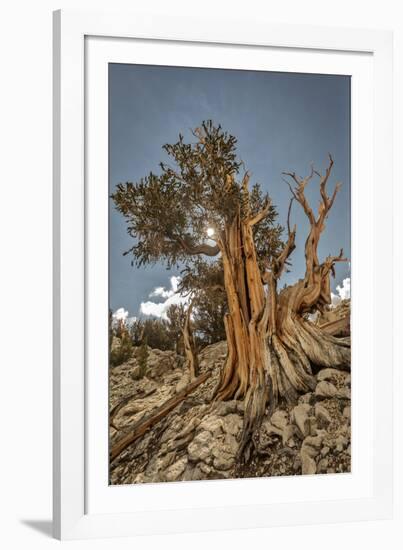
[110,340,351,484]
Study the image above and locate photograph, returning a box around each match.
[108,63,351,485]
[0,1,398,545]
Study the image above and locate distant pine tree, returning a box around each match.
[137,340,149,378]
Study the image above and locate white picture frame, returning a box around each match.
[53,9,393,540]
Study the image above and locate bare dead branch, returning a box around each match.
[282,176,298,201]
[242,171,251,190]
[273,228,296,279]
[315,154,342,225]
[320,249,348,279]
[183,299,199,380]
[286,197,295,235]
[249,199,271,226]
[282,167,316,226]
[270,197,297,279]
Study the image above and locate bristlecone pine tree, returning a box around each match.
[112,121,350,456]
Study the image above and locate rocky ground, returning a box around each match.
[109,340,351,485]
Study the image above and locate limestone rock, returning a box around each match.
[315,403,332,428]
[271,410,289,431]
[223,414,243,436]
[213,453,235,471]
[317,368,343,383]
[187,431,213,462]
[282,424,299,446]
[321,446,330,457]
[334,435,348,453]
[291,404,312,437]
[315,380,338,398]
[317,458,329,473]
[175,373,190,393]
[338,387,351,399]
[343,405,351,420]
[301,453,316,475]
[298,392,315,405]
[109,338,351,485]
[165,457,188,481]
[199,416,224,436]
[301,434,324,458]
[214,400,238,416]
[300,433,322,473]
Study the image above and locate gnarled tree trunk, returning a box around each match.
[183,300,199,380]
[215,157,350,455]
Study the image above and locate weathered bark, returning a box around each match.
[110,371,210,463]
[214,158,350,457]
[183,301,199,380]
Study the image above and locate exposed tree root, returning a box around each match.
[320,316,350,337]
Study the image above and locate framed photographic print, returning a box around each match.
[53,10,393,540]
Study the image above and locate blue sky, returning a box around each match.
[109,64,350,318]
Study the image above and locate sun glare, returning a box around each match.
[206,227,215,237]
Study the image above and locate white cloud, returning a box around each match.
[149,276,180,299]
[331,277,351,306]
[111,307,137,327]
[140,276,188,320]
[112,307,128,322]
[150,287,169,298]
[337,278,351,300]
